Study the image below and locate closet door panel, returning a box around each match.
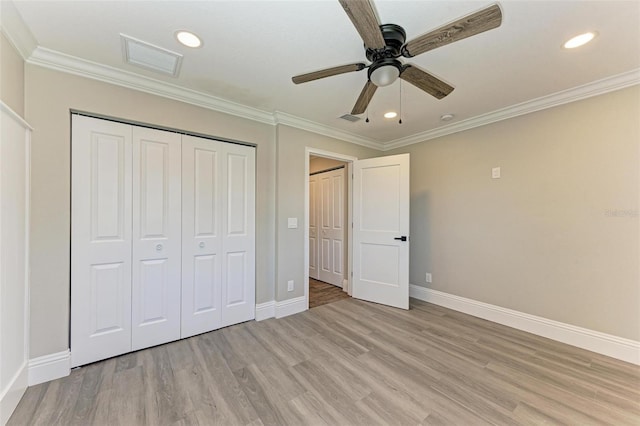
[316,168,345,287]
[221,144,255,327]
[132,127,181,350]
[318,173,333,283]
[181,136,222,338]
[71,115,132,367]
[308,176,318,279]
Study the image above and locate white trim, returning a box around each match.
[28,350,71,386]
[410,285,640,365]
[0,101,33,130]
[254,296,313,320]
[384,69,640,150]
[28,47,275,126]
[16,43,639,152]
[274,112,383,151]
[0,361,28,425]
[255,301,276,321]
[0,0,38,60]
[275,296,307,319]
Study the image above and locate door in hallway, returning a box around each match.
[317,167,345,287]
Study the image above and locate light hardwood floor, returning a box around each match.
[309,278,350,308]
[9,298,640,425]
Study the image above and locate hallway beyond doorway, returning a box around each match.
[309,278,349,308]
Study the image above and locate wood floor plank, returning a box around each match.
[308,278,349,309]
[9,298,640,426]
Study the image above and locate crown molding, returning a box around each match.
[0,0,38,59]
[25,46,387,149]
[13,37,640,152]
[273,111,384,151]
[27,47,276,126]
[383,68,640,151]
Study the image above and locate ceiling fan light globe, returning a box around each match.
[370,65,400,87]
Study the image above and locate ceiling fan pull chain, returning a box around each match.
[399,79,403,124]
[366,106,369,123]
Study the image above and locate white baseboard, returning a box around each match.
[1,361,28,425]
[256,296,308,320]
[410,285,640,365]
[275,296,307,319]
[28,349,71,386]
[255,301,276,321]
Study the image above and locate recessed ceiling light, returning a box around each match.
[384,111,397,119]
[563,31,597,49]
[176,31,202,48]
[440,113,455,121]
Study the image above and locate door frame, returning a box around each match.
[304,148,358,310]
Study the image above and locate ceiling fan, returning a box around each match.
[292,1,503,115]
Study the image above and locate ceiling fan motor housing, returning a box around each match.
[365,23,407,61]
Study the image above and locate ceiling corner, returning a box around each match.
[0,0,38,60]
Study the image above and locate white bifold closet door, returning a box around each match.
[131,127,182,351]
[72,116,255,367]
[317,168,345,287]
[308,175,319,280]
[71,116,133,367]
[181,135,255,338]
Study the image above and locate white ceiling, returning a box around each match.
[7,0,640,148]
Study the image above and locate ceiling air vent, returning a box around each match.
[121,34,183,77]
[339,114,361,123]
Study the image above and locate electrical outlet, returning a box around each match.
[287,280,294,292]
[425,273,432,283]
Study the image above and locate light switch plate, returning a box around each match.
[287,217,298,229]
[492,167,501,179]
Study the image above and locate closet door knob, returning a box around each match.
[156,244,163,251]
[199,242,205,248]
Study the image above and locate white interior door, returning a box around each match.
[220,143,255,327]
[71,115,133,367]
[131,127,182,350]
[352,154,410,309]
[181,135,223,338]
[308,175,319,280]
[318,168,345,287]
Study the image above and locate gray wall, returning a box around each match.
[309,156,347,174]
[0,32,24,116]
[388,86,640,341]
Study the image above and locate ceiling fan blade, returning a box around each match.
[403,3,502,57]
[292,63,366,84]
[351,80,378,115]
[400,65,454,99]
[338,0,386,49]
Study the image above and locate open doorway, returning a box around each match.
[304,148,357,309]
